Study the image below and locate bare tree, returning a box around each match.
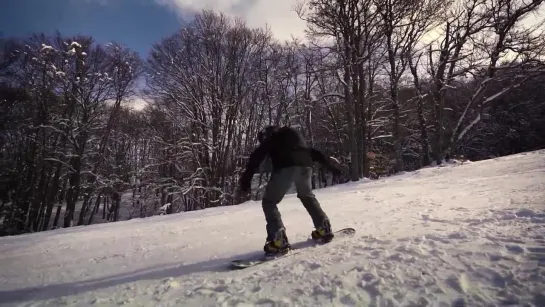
[146,10,274,208]
[426,0,491,164]
[446,0,545,155]
[376,0,448,171]
[407,51,431,166]
[297,0,384,179]
[0,33,140,233]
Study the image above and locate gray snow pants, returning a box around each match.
[262,166,330,242]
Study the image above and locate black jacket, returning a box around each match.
[240,127,340,190]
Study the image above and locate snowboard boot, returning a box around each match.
[264,228,291,256]
[311,219,334,244]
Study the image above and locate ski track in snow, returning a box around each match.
[1,150,544,307]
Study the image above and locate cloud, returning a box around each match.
[155,0,307,42]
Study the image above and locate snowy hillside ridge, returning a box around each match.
[0,150,544,307]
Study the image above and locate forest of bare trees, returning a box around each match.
[1,0,544,236]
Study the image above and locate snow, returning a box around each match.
[40,44,54,52]
[1,150,545,307]
[482,87,512,105]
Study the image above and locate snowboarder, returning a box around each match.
[239,125,343,256]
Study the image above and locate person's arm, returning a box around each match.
[239,141,270,192]
[310,148,341,174]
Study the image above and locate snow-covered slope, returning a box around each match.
[1,150,544,307]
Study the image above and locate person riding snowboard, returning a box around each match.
[239,125,343,256]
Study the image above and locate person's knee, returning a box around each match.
[297,195,318,208]
[296,190,315,200]
[263,193,284,207]
[295,184,314,199]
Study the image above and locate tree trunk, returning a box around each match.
[385,21,403,173]
[358,63,368,177]
[343,39,359,181]
[408,55,430,167]
[41,165,61,231]
[77,193,92,226]
[87,194,102,225]
[52,205,62,229]
[63,159,82,228]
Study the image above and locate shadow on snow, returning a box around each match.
[0,239,317,304]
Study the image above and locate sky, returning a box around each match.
[0,0,307,57]
[1,0,541,110]
[2,0,542,58]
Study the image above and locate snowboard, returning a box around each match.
[229,227,355,270]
